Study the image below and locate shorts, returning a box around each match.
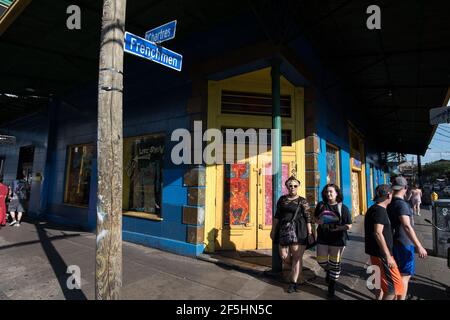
[393,242,415,275]
[370,256,404,296]
[8,199,25,213]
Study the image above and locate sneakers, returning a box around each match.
[15,223,20,227]
[9,220,17,226]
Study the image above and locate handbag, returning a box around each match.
[278,199,302,246]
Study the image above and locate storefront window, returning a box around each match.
[64,144,95,206]
[123,133,164,216]
[326,143,340,186]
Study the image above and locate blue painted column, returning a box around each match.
[271,58,282,272]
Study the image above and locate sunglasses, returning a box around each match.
[288,185,299,188]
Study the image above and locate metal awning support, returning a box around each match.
[271,57,282,272]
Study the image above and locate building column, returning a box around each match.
[271,58,282,272]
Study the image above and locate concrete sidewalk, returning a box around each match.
[0,209,448,300]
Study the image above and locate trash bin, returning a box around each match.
[432,200,450,259]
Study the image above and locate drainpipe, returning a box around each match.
[271,58,282,272]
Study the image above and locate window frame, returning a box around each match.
[122,132,165,220]
[325,142,341,188]
[64,143,95,208]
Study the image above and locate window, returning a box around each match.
[326,143,340,186]
[64,144,95,206]
[221,91,291,117]
[123,133,164,216]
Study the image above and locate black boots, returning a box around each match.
[325,270,330,284]
[327,279,336,298]
[287,282,296,293]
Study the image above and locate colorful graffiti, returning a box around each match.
[223,163,250,225]
[264,163,289,225]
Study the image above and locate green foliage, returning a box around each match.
[422,160,450,181]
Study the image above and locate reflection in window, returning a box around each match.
[326,143,340,186]
[64,144,95,206]
[123,133,164,215]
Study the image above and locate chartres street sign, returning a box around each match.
[145,20,177,43]
[430,106,450,125]
[124,31,182,71]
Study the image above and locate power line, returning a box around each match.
[435,131,450,139]
[437,126,450,135]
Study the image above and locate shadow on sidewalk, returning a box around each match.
[0,233,81,251]
[35,222,87,300]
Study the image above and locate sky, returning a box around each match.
[407,101,450,165]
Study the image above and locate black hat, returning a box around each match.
[373,184,392,203]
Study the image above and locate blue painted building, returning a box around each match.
[2,1,446,257]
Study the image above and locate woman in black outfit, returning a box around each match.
[314,183,352,298]
[270,176,314,293]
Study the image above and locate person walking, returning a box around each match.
[313,183,352,298]
[387,176,427,300]
[0,176,8,227]
[431,190,438,209]
[410,184,422,216]
[270,176,314,293]
[364,184,404,300]
[8,179,27,227]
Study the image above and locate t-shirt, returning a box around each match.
[387,197,414,246]
[314,202,352,246]
[10,180,27,201]
[364,204,393,257]
[274,196,311,242]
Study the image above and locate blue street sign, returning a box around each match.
[145,20,177,43]
[124,31,182,72]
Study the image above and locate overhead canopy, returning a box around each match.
[0,0,449,155]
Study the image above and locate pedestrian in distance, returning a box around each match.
[387,176,427,300]
[431,190,438,209]
[270,176,314,293]
[364,184,404,300]
[313,183,352,298]
[410,183,423,216]
[8,179,27,227]
[0,176,8,227]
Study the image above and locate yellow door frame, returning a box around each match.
[204,68,305,252]
[348,123,367,216]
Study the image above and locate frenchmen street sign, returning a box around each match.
[430,106,450,125]
[124,31,182,71]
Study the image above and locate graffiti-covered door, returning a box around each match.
[351,170,362,218]
[216,143,296,250]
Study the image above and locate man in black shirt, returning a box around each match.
[364,184,404,300]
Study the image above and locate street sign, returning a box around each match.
[430,106,450,125]
[124,31,182,72]
[145,20,177,43]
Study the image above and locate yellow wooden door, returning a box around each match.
[216,144,296,251]
[257,151,297,249]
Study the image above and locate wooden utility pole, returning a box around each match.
[96,0,127,300]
